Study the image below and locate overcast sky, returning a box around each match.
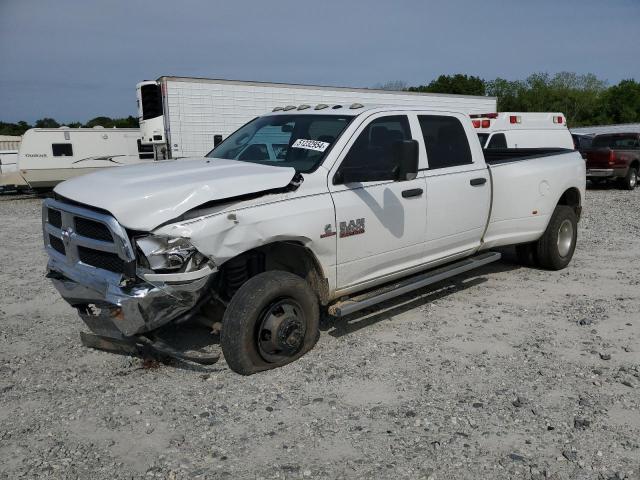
[1,0,638,123]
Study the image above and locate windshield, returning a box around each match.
[206,114,354,173]
[477,133,489,148]
[591,134,639,149]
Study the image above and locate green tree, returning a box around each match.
[84,116,115,128]
[113,115,139,128]
[603,79,640,124]
[409,74,486,96]
[0,121,32,136]
[34,117,60,128]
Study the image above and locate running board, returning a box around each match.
[329,251,501,317]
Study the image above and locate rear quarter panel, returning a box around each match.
[482,151,585,248]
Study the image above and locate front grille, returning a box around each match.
[43,198,136,277]
[49,235,65,254]
[78,247,125,273]
[48,209,62,228]
[75,217,113,242]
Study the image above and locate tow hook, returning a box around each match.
[79,332,221,365]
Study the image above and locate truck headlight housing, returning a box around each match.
[136,236,208,272]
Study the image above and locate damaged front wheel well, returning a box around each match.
[216,241,329,305]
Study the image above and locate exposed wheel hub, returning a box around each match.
[258,299,306,361]
[557,218,574,257]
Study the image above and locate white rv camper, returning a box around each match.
[0,150,25,191]
[1,127,143,189]
[137,77,497,159]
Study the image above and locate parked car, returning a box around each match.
[585,133,640,189]
[43,105,585,375]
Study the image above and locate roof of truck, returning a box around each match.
[264,104,470,117]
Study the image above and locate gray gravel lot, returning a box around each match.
[0,187,639,480]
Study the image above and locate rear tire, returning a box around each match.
[220,270,319,375]
[535,205,577,270]
[621,167,637,190]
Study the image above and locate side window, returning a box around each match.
[338,115,411,182]
[418,115,472,169]
[487,133,507,149]
[52,143,73,157]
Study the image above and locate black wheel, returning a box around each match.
[515,242,537,266]
[535,205,578,270]
[621,167,637,190]
[220,270,319,375]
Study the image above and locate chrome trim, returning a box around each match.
[47,254,211,337]
[586,169,614,177]
[43,198,215,337]
[42,198,135,279]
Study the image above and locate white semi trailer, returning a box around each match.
[136,76,497,160]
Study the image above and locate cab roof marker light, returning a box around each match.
[470,113,498,119]
[349,103,364,109]
[283,105,297,111]
[272,106,283,112]
[481,119,490,128]
[553,116,564,124]
[332,105,343,109]
[314,104,329,110]
[297,104,311,110]
[472,120,481,128]
[510,115,522,124]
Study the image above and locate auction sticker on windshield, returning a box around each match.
[292,139,330,152]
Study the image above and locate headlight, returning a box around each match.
[136,236,208,272]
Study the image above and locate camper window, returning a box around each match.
[52,144,73,157]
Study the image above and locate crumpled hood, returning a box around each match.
[54,158,296,231]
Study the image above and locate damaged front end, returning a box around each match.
[42,198,216,342]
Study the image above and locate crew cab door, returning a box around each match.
[416,114,491,261]
[329,113,427,291]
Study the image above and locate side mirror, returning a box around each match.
[393,139,419,181]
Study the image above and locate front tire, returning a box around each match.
[535,205,578,270]
[220,271,319,375]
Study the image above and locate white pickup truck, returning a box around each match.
[43,105,586,374]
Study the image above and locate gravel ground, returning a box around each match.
[0,187,639,480]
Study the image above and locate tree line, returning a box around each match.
[2,72,639,135]
[384,72,640,127]
[0,116,139,136]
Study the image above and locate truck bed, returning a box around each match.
[483,148,573,165]
[481,148,585,249]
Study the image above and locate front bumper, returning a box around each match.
[48,256,215,339]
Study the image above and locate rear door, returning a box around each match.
[417,114,491,261]
[329,113,427,290]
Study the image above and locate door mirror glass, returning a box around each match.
[393,139,419,181]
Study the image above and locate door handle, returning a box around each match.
[470,178,487,186]
[402,188,424,198]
